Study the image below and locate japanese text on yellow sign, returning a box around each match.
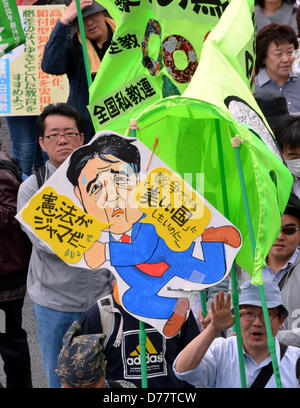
[22,186,109,263]
[0,5,68,116]
[135,168,211,251]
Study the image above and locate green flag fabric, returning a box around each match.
[130,0,293,283]
[88,0,231,134]
[0,0,25,58]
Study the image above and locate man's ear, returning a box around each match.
[79,133,84,145]
[74,186,81,202]
[279,314,286,328]
[39,136,46,152]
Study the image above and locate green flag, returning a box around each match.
[88,0,231,134]
[131,0,293,283]
[0,0,25,57]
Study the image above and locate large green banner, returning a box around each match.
[88,0,231,134]
[0,0,25,57]
[132,0,293,283]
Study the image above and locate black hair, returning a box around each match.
[278,305,288,318]
[256,23,298,72]
[36,103,85,139]
[274,115,300,151]
[284,192,300,221]
[296,356,300,379]
[296,6,300,36]
[66,133,141,186]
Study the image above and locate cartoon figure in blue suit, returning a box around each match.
[67,133,241,337]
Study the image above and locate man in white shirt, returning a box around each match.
[173,280,300,388]
[231,193,300,347]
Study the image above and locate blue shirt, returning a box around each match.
[262,247,300,284]
[173,336,300,388]
[255,3,298,34]
[255,68,300,113]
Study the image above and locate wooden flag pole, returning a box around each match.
[200,291,207,318]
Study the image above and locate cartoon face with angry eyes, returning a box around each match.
[74,154,143,234]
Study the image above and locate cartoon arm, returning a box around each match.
[84,241,105,269]
[84,222,160,269]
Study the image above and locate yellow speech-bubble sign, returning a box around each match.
[134,168,211,251]
[22,186,109,263]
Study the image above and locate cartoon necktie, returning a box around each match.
[120,233,130,243]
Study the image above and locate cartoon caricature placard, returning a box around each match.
[17,131,241,337]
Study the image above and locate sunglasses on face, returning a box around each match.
[280,226,300,235]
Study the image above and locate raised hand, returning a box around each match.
[210,291,235,332]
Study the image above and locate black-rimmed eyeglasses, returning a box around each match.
[44,132,80,142]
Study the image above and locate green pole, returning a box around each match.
[232,134,282,388]
[215,120,247,388]
[129,119,148,388]
[200,291,207,317]
[75,0,93,88]
[139,321,148,388]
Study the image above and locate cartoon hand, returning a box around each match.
[202,226,241,248]
[84,241,105,269]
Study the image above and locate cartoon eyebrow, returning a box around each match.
[49,127,74,132]
[86,175,100,194]
[110,169,130,176]
[85,167,131,193]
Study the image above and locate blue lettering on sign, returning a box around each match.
[0,58,11,114]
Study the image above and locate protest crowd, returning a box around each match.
[2,0,300,390]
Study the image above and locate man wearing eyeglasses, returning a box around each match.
[234,193,300,344]
[17,103,113,388]
[266,193,300,337]
[265,193,300,286]
[173,280,300,388]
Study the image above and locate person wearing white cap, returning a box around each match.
[173,280,300,388]
[230,193,300,348]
